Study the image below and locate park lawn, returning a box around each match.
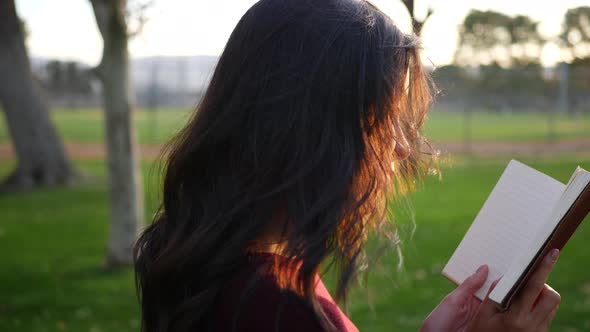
[0,108,192,146]
[1,157,590,332]
[423,110,590,143]
[0,108,589,145]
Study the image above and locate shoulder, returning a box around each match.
[212,262,325,332]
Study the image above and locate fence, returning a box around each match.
[30,58,590,153]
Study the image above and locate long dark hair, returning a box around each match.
[134,0,434,330]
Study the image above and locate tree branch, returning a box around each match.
[401,0,414,19]
[126,0,153,37]
[425,6,434,22]
[400,0,434,36]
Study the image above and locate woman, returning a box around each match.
[133,0,561,331]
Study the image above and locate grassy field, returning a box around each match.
[423,110,590,143]
[0,108,589,145]
[1,157,590,332]
[0,108,193,146]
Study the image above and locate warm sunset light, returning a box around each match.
[17,0,590,66]
[2,1,589,331]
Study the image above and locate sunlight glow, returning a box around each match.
[15,0,590,67]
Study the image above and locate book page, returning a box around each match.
[490,168,590,304]
[442,160,565,300]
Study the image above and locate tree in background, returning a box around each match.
[438,10,550,111]
[454,10,545,67]
[0,1,77,190]
[400,0,433,36]
[44,60,94,101]
[89,0,148,266]
[560,6,590,61]
[454,10,511,67]
[560,7,590,112]
[507,15,545,66]
[45,60,65,94]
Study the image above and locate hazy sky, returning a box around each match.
[16,0,589,67]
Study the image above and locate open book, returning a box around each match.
[442,160,590,310]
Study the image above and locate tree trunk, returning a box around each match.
[401,0,433,36]
[0,0,76,190]
[90,0,144,266]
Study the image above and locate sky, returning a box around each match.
[16,0,590,67]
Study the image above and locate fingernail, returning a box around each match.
[548,249,560,262]
[476,265,487,274]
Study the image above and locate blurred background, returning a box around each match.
[0,0,589,331]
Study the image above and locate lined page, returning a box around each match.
[490,167,590,303]
[443,160,565,300]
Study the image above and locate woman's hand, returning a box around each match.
[465,249,561,331]
[419,265,489,332]
[421,249,561,332]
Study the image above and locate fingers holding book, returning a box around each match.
[503,249,561,330]
[443,161,589,308]
[441,160,584,330]
[512,248,560,313]
[467,250,561,331]
[532,284,561,330]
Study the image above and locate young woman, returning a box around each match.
[133,0,562,331]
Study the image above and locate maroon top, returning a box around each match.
[212,252,359,332]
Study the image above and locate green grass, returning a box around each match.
[423,110,590,142]
[0,108,192,145]
[0,108,589,145]
[1,157,589,331]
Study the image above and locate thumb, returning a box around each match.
[454,265,489,299]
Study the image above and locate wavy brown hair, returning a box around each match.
[134,0,435,331]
